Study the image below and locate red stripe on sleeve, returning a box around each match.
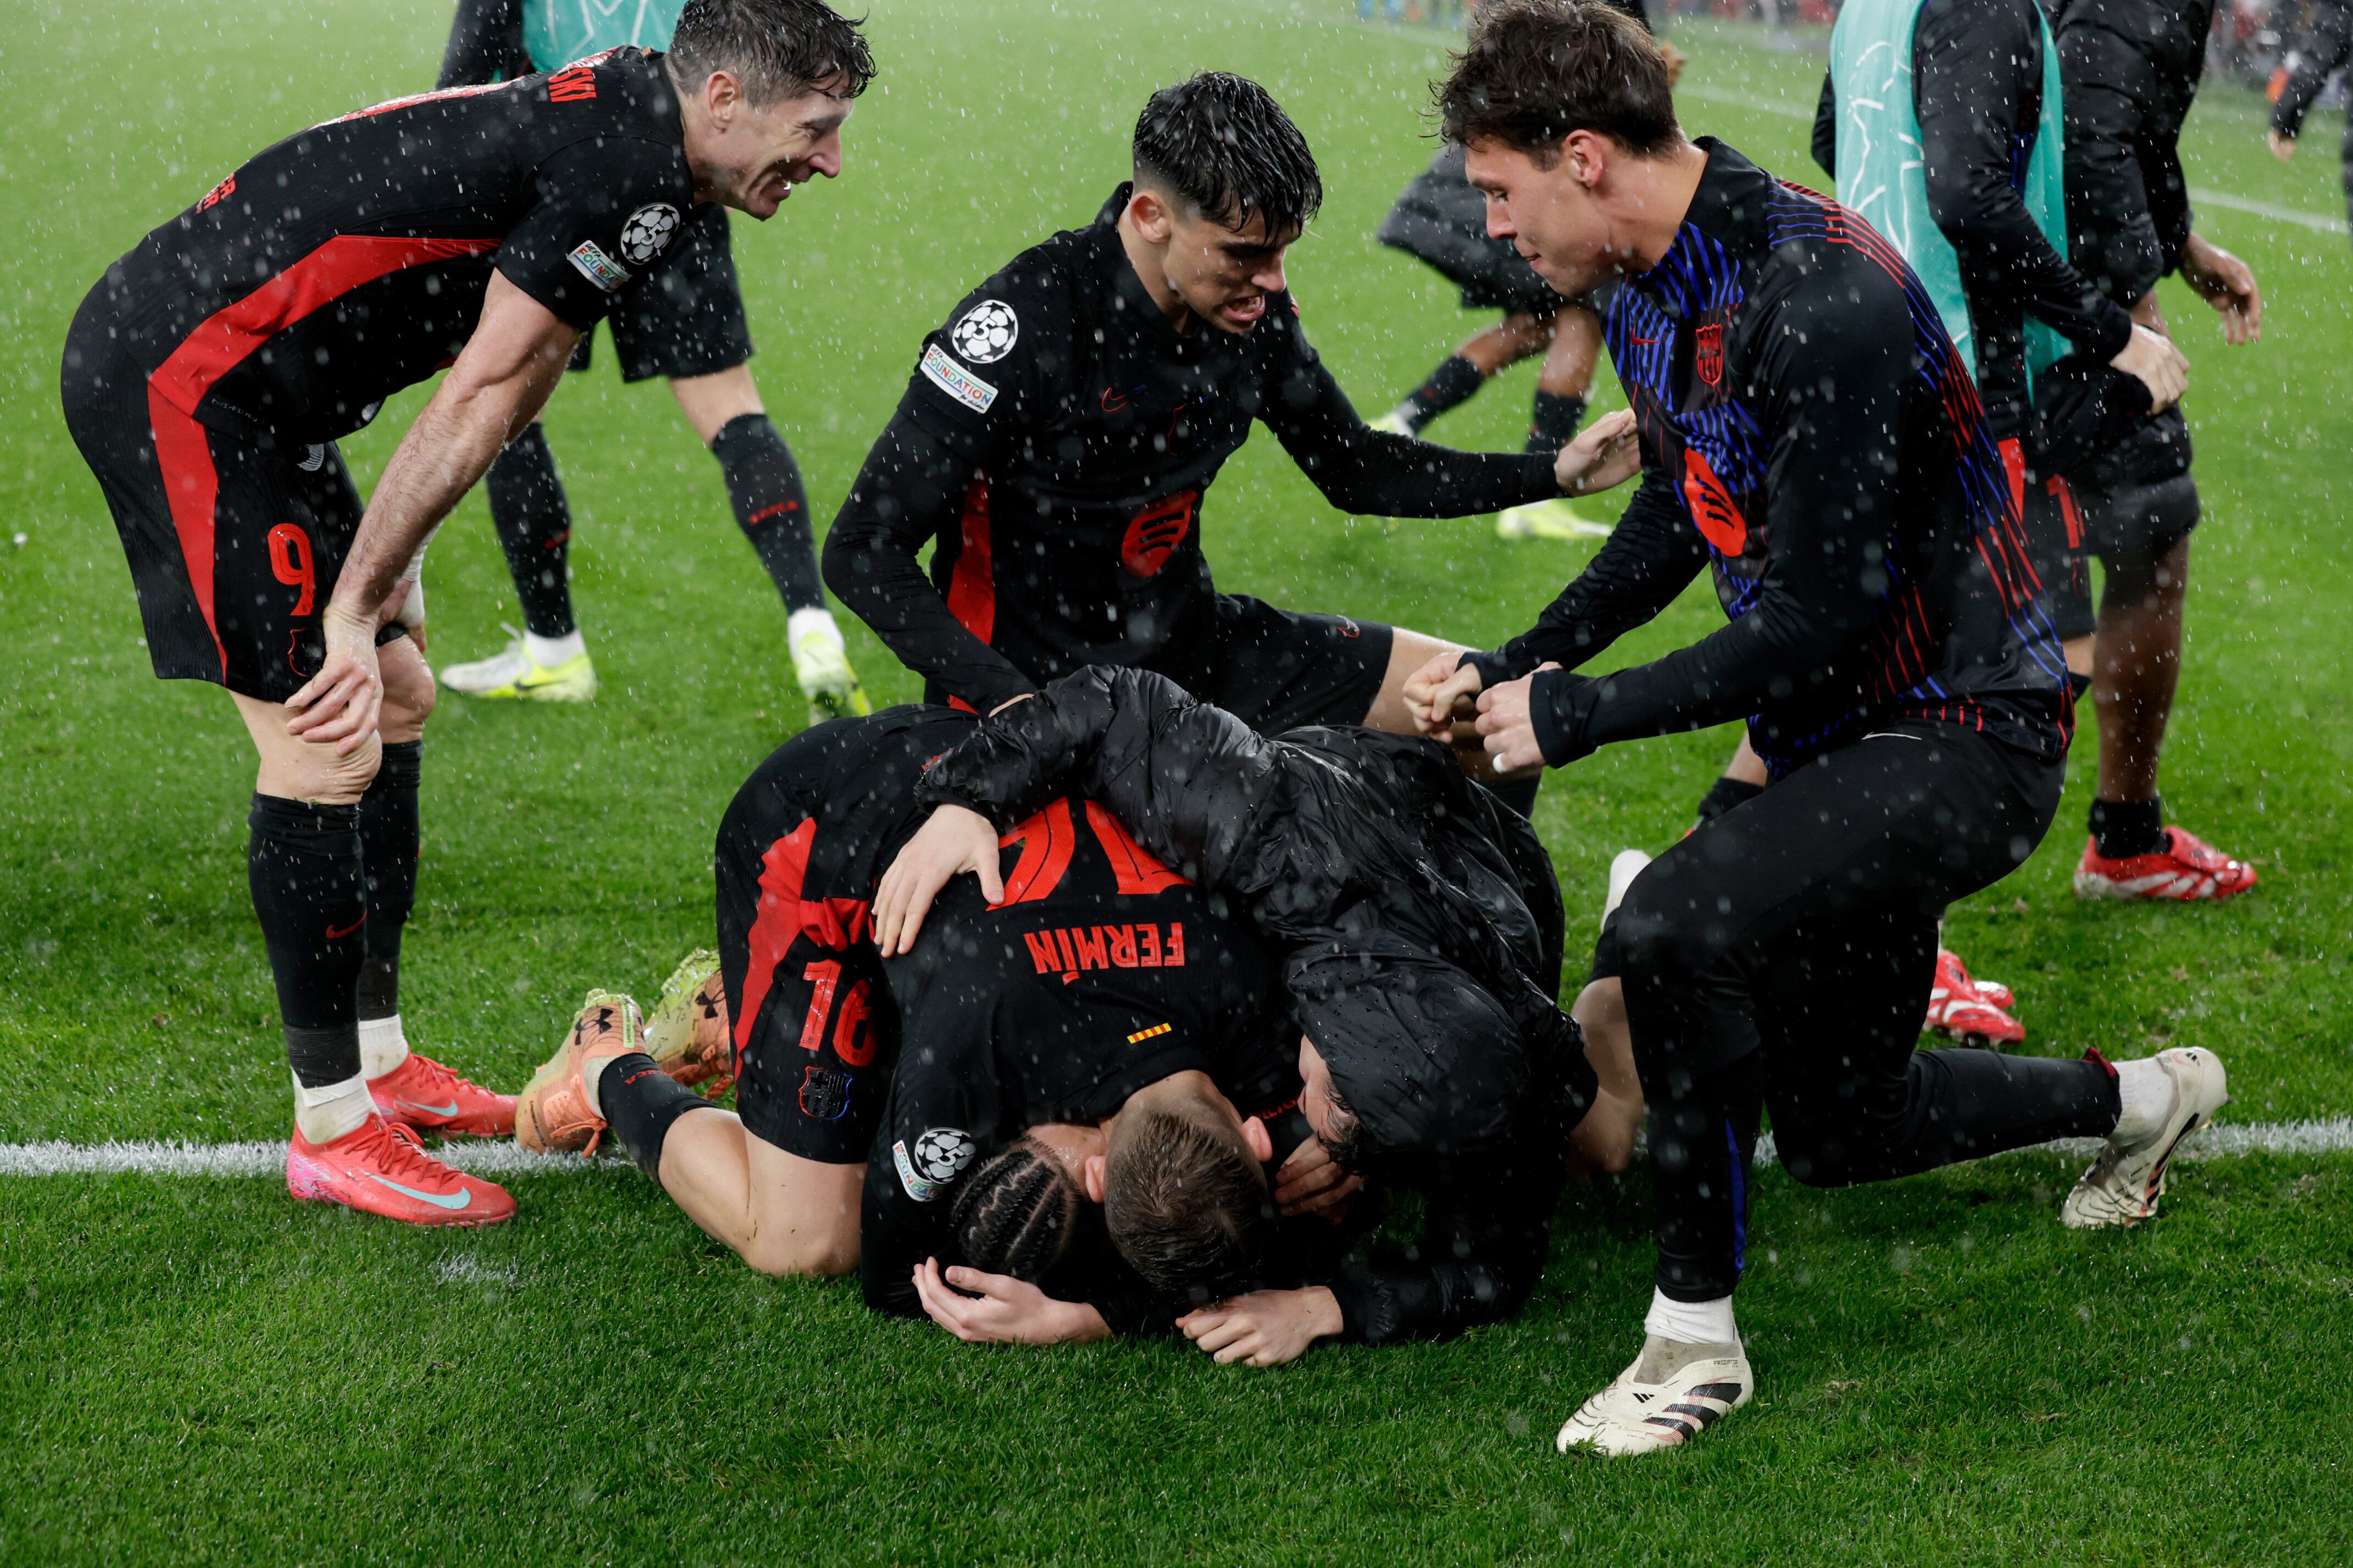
[144,387,229,676]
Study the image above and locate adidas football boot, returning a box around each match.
[514,990,643,1156]
[1496,496,1613,542]
[2062,1047,2228,1230]
[441,629,597,703]
[2073,826,2256,902]
[1556,1338,1754,1457]
[643,948,733,1097]
[287,1114,514,1226]
[368,1051,518,1139]
[1923,948,2024,1049]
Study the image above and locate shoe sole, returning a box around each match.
[2063,1052,2228,1228]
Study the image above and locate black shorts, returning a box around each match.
[566,204,754,383]
[60,303,406,703]
[2022,470,2200,642]
[1164,593,1394,735]
[713,718,947,1165]
[1378,145,1574,319]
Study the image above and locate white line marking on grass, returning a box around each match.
[0,1139,611,1178]
[1751,1117,2353,1170]
[2185,187,2348,235]
[1,1121,2347,1178]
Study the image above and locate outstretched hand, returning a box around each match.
[912,1258,1108,1344]
[283,607,385,756]
[1176,1287,1342,1366]
[874,804,1003,955]
[1553,408,1640,497]
[2180,234,2261,346]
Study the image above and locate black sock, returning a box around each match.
[487,425,576,639]
[712,413,825,613]
[1693,775,1766,827]
[1527,391,1588,455]
[247,794,365,1086]
[1399,354,1487,433]
[356,740,420,1021]
[1485,773,1541,819]
[600,1053,709,1181]
[2089,796,2168,859]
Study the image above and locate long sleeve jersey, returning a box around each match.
[1812,0,2132,442]
[1467,141,2071,779]
[2273,0,2353,138]
[822,185,1560,715]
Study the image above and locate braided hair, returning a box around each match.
[950,1137,1084,1282]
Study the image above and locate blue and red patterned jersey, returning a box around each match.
[1472,140,2072,777]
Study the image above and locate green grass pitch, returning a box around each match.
[4,2,2352,1561]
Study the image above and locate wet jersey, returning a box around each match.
[96,48,695,446]
[1470,141,2072,778]
[825,184,1558,714]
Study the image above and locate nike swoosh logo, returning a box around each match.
[515,669,571,687]
[396,1099,459,1117]
[326,914,368,938]
[363,1172,473,1210]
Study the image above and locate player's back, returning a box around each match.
[107,48,692,446]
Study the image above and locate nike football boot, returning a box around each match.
[643,949,733,1098]
[441,629,597,703]
[2074,826,2257,902]
[368,1052,518,1139]
[2062,1047,2228,1230]
[287,1114,514,1226]
[1496,496,1613,541]
[514,990,643,1156]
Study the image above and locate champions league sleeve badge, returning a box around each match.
[950,299,1019,364]
[618,203,681,265]
[894,1127,976,1201]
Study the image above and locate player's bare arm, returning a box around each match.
[285,275,579,751]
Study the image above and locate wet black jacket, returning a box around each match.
[915,665,1599,1345]
[2049,0,2212,487]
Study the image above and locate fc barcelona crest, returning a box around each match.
[1694,323,1725,388]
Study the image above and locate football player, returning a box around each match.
[823,72,1630,818]
[1405,0,2227,1455]
[59,0,871,1225]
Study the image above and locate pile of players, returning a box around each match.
[62,0,2259,1456]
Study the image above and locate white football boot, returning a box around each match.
[1497,496,1613,541]
[1556,1337,1754,1457]
[441,627,596,702]
[789,608,871,727]
[1369,407,1419,438]
[2062,1048,2228,1229]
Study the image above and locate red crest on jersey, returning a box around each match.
[1680,448,1749,557]
[1694,323,1725,388]
[1120,489,1198,579]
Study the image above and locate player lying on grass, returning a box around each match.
[873,664,1650,1360]
[1402,0,2230,1456]
[822,71,1633,817]
[59,0,869,1227]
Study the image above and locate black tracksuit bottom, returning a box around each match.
[1616,721,2122,1303]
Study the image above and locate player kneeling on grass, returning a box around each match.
[874,664,1651,1360]
[60,0,872,1226]
[1402,0,2229,1456]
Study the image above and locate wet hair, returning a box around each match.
[1102,1109,1270,1305]
[950,1137,1084,1282]
[667,0,876,107]
[1320,1083,1366,1174]
[1133,73,1324,238]
[1436,0,1679,163]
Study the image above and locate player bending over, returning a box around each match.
[823,73,1630,817]
[1405,0,2228,1455]
[432,0,871,721]
[874,664,1649,1360]
[60,0,870,1226]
